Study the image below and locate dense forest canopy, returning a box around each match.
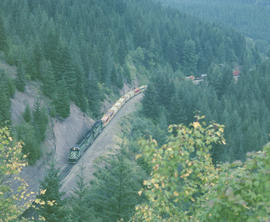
[0,0,259,164]
[0,0,269,221]
[142,59,270,162]
[0,0,257,116]
[157,0,270,53]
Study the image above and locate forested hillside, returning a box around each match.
[0,0,257,121]
[142,59,270,162]
[158,0,270,53]
[1,0,270,221]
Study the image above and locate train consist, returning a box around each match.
[68,85,147,163]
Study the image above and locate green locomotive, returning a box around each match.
[68,120,103,163]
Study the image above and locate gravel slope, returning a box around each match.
[61,94,143,195]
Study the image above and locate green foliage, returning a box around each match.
[84,146,146,222]
[40,59,56,98]
[0,71,12,126]
[16,122,41,165]
[32,100,48,142]
[132,118,270,221]
[15,63,26,92]
[183,39,198,74]
[197,144,270,222]
[159,0,270,48]
[53,78,70,119]
[0,127,30,222]
[0,13,8,53]
[16,102,48,164]
[67,169,102,222]
[0,0,255,119]
[36,164,68,222]
[23,104,32,123]
[142,59,270,162]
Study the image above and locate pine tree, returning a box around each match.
[102,46,114,85]
[23,104,32,123]
[68,168,102,222]
[53,78,70,119]
[87,72,102,117]
[0,89,10,127]
[182,39,198,74]
[0,71,10,126]
[74,71,87,112]
[87,151,146,222]
[142,84,160,121]
[15,63,26,92]
[33,100,48,141]
[36,164,68,222]
[40,59,56,98]
[0,14,8,53]
[16,122,40,165]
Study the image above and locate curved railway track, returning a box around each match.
[22,91,144,219]
[60,92,144,195]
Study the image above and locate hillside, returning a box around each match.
[157,0,270,53]
[0,0,269,221]
[0,0,259,164]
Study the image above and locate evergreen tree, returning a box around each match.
[16,122,40,165]
[33,100,48,142]
[87,151,146,222]
[15,63,26,92]
[142,84,160,121]
[36,164,68,222]
[0,71,10,126]
[87,72,102,117]
[0,13,8,53]
[0,89,10,126]
[40,59,56,98]
[74,71,87,113]
[53,78,70,119]
[23,104,32,123]
[182,39,198,74]
[68,169,102,222]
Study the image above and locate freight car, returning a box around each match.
[68,85,147,163]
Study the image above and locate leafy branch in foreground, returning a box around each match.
[0,127,30,221]
[132,117,270,221]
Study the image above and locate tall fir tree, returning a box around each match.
[40,59,56,98]
[54,78,70,119]
[23,104,32,123]
[15,63,26,92]
[182,39,198,74]
[36,163,68,222]
[0,13,8,53]
[86,150,146,222]
[68,168,102,222]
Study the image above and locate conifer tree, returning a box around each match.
[54,78,70,119]
[0,90,10,127]
[0,72,10,126]
[87,150,146,222]
[68,169,102,222]
[33,100,48,142]
[182,39,198,73]
[36,164,68,222]
[23,104,32,123]
[15,63,26,92]
[16,122,40,165]
[0,14,8,53]
[40,59,56,98]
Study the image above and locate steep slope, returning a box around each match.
[10,80,94,195]
[61,94,143,196]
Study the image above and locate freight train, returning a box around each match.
[68,85,147,163]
